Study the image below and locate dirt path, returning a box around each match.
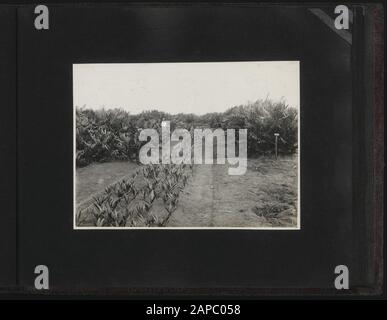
[167,162,273,228]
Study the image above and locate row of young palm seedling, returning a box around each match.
[76,163,193,227]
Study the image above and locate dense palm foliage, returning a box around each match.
[76,99,298,167]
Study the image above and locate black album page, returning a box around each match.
[0,3,383,296]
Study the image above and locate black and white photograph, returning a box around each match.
[74,61,300,229]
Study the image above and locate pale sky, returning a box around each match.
[73,61,299,115]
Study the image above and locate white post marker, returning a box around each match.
[274,133,280,159]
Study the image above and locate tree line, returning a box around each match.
[76,99,298,167]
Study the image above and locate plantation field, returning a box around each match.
[75,155,297,228]
[76,161,140,204]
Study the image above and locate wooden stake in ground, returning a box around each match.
[274,133,279,159]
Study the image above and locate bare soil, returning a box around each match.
[166,156,298,228]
